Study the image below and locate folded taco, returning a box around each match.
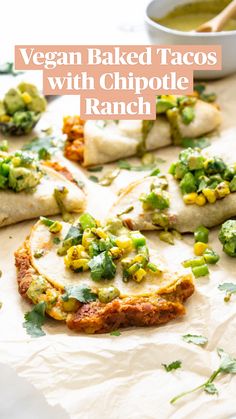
[63,95,221,167]
[0,150,86,227]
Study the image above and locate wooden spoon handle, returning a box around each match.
[211,0,236,31]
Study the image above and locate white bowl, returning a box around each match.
[145,0,236,79]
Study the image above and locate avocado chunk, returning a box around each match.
[4,88,25,115]
[27,95,47,113]
[17,82,39,97]
[219,220,236,257]
[0,101,6,117]
[8,165,42,192]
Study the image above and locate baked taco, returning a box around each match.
[15,214,194,334]
[63,95,221,166]
[110,140,236,233]
[0,150,85,227]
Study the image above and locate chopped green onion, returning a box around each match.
[192,264,209,278]
[182,257,205,268]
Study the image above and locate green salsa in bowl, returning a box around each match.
[145,0,236,78]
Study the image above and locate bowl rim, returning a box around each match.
[145,0,236,37]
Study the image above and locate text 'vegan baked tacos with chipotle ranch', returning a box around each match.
[0,150,86,227]
[15,214,194,334]
[63,94,221,166]
[110,137,236,233]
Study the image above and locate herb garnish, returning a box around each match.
[194,84,217,103]
[87,166,103,172]
[23,301,46,338]
[62,285,97,303]
[88,251,116,281]
[218,283,236,302]
[181,137,210,149]
[0,62,24,76]
[182,334,208,346]
[117,206,134,217]
[23,136,63,160]
[110,330,121,336]
[163,360,182,372]
[117,160,158,172]
[170,348,236,404]
[89,175,99,183]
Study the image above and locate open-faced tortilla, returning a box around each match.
[110,138,236,233]
[64,99,221,166]
[0,160,86,227]
[15,217,194,334]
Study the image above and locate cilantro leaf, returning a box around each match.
[218,348,236,373]
[87,166,103,172]
[204,383,218,395]
[218,283,236,294]
[110,330,121,336]
[162,360,182,372]
[171,348,236,404]
[117,160,157,172]
[62,285,97,303]
[89,175,99,183]
[64,225,83,244]
[181,137,210,150]
[0,62,24,76]
[88,251,116,281]
[23,136,63,160]
[182,334,208,346]
[23,301,46,338]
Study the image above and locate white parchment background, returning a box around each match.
[0,74,236,419]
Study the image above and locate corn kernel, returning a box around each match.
[115,236,132,250]
[21,91,32,104]
[134,268,146,283]
[194,242,209,256]
[215,182,230,199]
[109,246,122,258]
[195,193,206,206]
[202,188,217,204]
[183,193,198,205]
[132,254,146,264]
[62,298,78,312]
[71,258,89,271]
[82,230,94,249]
[0,114,11,123]
[92,228,108,239]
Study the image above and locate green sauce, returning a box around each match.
[153,0,236,32]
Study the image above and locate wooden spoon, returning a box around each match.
[196,0,236,32]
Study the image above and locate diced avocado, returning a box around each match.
[8,166,42,192]
[0,101,6,117]
[219,220,236,257]
[204,157,227,175]
[156,96,177,114]
[18,82,39,97]
[187,152,204,171]
[181,106,195,125]
[4,88,25,115]
[180,172,197,194]
[230,175,236,192]
[174,162,188,180]
[12,111,40,134]
[27,95,47,113]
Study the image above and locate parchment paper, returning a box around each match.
[1,74,236,419]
